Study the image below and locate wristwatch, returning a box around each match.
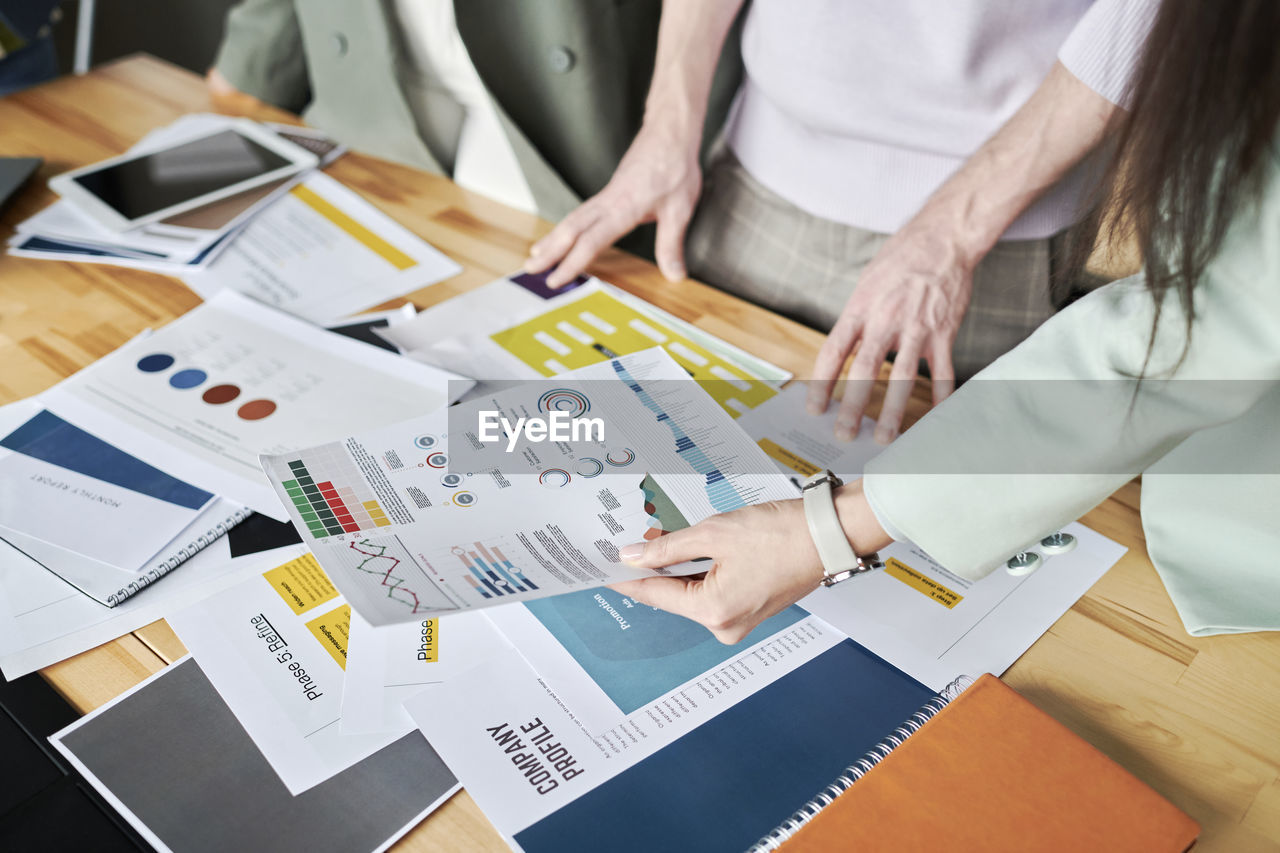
[801,470,884,587]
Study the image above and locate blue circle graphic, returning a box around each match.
[136,353,175,373]
[169,369,208,389]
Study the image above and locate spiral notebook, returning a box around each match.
[766,674,1200,853]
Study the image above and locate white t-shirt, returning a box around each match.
[390,0,538,214]
[725,0,1157,239]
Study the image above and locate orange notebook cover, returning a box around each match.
[781,674,1199,852]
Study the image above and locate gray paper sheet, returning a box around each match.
[56,658,457,853]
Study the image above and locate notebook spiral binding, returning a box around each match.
[103,507,252,607]
[748,674,977,852]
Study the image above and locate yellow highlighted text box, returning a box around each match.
[305,603,351,670]
[418,619,438,663]
[263,553,339,615]
[756,437,820,478]
[885,557,963,609]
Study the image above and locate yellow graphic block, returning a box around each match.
[757,438,821,478]
[885,558,963,609]
[490,289,777,414]
[305,603,351,670]
[291,184,416,270]
[418,619,438,663]
[263,553,339,615]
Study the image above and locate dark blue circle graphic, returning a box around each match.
[136,353,175,373]
[168,369,208,389]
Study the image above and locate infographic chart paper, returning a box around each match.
[261,349,796,625]
[40,291,471,519]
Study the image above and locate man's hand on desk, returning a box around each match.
[807,216,971,445]
[523,121,702,288]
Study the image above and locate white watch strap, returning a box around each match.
[801,471,882,586]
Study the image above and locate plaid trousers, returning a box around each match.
[685,148,1082,381]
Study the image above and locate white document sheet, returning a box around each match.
[405,615,841,845]
[259,348,796,625]
[0,537,297,679]
[732,383,885,489]
[735,385,1129,691]
[182,171,461,325]
[340,609,512,735]
[167,551,403,793]
[385,274,789,409]
[40,291,472,520]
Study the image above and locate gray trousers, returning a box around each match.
[686,148,1083,380]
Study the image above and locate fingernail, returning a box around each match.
[663,265,685,282]
[835,421,857,441]
[806,398,824,416]
[528,243,544,257]
[874,425,897,444]
[619,543,645,564]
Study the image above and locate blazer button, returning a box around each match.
[547,45,575,73]
[331,33,349,57]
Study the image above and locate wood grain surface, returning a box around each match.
[1,56,1275,852]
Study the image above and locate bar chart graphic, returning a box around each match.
[452,541,539,600]
[280,449,392,539]
[610,359,748,512]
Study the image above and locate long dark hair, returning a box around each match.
[1076,0,1280,372]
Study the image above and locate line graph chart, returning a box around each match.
[322,534,457,616]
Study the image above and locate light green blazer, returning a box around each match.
[864,145,1280,637]
[213,0,743,224]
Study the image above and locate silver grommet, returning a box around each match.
[1006,551,1042,576]
[1039,531,1077,555]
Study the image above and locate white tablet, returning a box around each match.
[48,119,319,232]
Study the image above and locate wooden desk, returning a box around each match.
[2,56,1277,852]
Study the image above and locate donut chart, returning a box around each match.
[536,388,591,417]
[538,468,572,488]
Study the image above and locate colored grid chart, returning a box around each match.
[453,541,539,600]
[280,450,391,539]
[611,359,748,512]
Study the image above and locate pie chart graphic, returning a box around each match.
[605,448,635,467]
[538,468,571,488]
[536,388,590,417]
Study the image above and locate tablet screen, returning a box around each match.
[72,129,292,220]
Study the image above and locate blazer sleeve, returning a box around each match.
[213,0,310,112]
[863,148,1280,579]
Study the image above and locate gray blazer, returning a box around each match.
[864,145,1280,637]
[214,0,743,222]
